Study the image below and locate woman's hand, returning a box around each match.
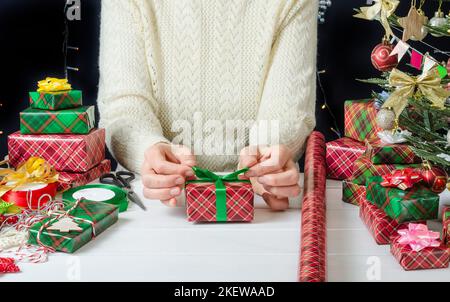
[239,145,301,211]
[141,143,196,207]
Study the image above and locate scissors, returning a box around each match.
[99,171,147,211]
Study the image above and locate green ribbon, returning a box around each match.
[186,167,250,222]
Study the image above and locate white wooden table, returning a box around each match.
[2,175,450,282]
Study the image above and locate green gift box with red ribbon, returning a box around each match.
[366,176,439,223]
[29,90,82,110]
[185,167,254,223]
[20,106,95,135]
[28,199,119,253]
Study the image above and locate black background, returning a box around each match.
[0,0,448,165]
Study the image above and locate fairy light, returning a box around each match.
[317,70,342,138]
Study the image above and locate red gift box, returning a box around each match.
[8,129,105,173]
[360,198,402,245]
[326,137,366,180]
[391,235,450,271]
[443,207,450,247]
[57,159,111,192]
[185,182,254,223]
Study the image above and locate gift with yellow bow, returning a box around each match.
[185,167,254,222]
[29,78,82,111]
[0,157,59,209]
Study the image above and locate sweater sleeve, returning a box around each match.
[97,0,169,173]
[250,0,318,161]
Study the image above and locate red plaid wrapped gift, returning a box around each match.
[391,234,450,271]
[57,159,111,192]
[344,100,380,142]
[342,180,366,206]
[360,199,404,245]
[351,156,420,185]
[8,129,105,173]
[364,140,421,165]
[443,207,450,247]
[326,137,365,180]
[185,167,254,223]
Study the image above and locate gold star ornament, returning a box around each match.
[398,6,428,42]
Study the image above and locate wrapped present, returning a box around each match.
[360,198,403,245]
[28,198,119,253]
[366,176,439,223]
[342,180,366,206]
[326,137,365,180]
[8,129,105,173]
[365,140,421,164]
[29,90,82,110]
[185,167,254,222]
[57,160,112,192]
[351,156,420,185]
[443,207,450,247]
[20,106,95,135]
[391,224,449,271]
[344,100,380,142]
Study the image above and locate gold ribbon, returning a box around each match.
[383,68,450,117]
[354,0,399,38]
[37,78,72,93]
[0,157,59,198]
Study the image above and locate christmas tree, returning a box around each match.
[354,0,450,173]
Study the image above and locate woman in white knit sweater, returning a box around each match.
[97,0,318,210]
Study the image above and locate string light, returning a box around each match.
[317,70,342,138]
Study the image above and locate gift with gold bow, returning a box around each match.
[382,68,450,118]
[354,0,399,38]
[29,77,82,110]
[0,157,59,209]
[185,167,254,222]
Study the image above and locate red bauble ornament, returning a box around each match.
[421,166,448,194]
[371,42,398,72]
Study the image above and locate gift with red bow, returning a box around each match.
[391,223,449,271]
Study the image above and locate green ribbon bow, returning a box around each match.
[187,167,250,222]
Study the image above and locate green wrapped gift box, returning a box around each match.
[366,176,439,223]
[28,200,119,253]
[20,106,95,135]
[29,90,82,110]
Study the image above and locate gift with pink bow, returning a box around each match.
[391,223,449,271]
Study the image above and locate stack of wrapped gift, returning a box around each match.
[7,78,111,192]
[362,174,449,270]
[325,99,421,206]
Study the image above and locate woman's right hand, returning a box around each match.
[141,143,197,207]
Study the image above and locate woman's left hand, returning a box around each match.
[239,145,301,211]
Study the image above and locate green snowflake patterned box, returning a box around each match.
[20,106,95,135]
[29,90,83,110]
[28,200,119,253]
[366,176,439,223]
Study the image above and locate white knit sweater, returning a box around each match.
[98,0,318,173]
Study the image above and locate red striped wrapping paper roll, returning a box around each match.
[299,131,327,282]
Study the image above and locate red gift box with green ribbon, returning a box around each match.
[28,199,119,253]
[344,100,380,142]
[366,176,439,223]
[364,140,421,165]
[20,106,95,135]
[443,207,450,247]
[185,167,254,222]
[29,90,82,110]
[351,156,420,185]
[342,180,366,206]
[326,137,366,180]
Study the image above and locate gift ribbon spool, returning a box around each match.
[62,184,128,212]
[2,182,57,210]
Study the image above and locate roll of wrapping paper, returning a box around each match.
[63,184,129,213]
[299,131,327,282]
